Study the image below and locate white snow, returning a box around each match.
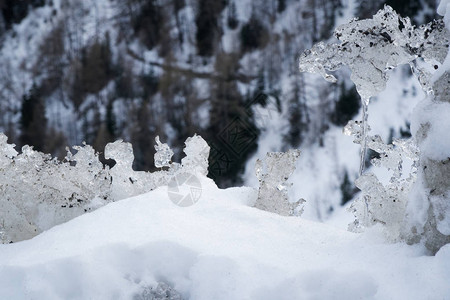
[411,99,450,161]
[0,174,449,299]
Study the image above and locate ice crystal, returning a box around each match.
[154,136,174,168]
[254,149,303,216]
[105,140,150,200]
[300,5,449,176]
[346,128,419,236]
[100,135,209,201]
[64,143,111,203]
[300,5,449,243]
[344,119,372,175]
[181,134,210,176]
[0,133,17,166]
[134,282,183,300]
[104,139,135,170]
[0,220,7,244]
[0,132,211,243]
[0,139,113,242]
[299,6,449,99]
[350,172,408,240]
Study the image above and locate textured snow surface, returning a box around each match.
[0,175,449,300]
[411,99,450,161]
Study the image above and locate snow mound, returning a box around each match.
[0,175,449,299]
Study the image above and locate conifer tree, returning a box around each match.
[20,84,47,152]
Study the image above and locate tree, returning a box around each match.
[195,0,226,56]
[285,74,309,147]
[331,83,360,127]
[34,20,66,97]
[80,36,113,95]
[206,52,259,187]
[277,0,286,13]
[227,1,239,30]
[20,85,47,152]
[69,33,114,112]
[340,170,357,205]
[240,16,269,53]
[132,0,164,50]
[129,101,162,171]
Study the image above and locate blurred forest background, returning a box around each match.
[0,0,438,188]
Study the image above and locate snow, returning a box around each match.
[0,174,449,299]
[411,99,450,161]
[438,0,450,17]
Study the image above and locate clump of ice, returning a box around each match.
[300,5,450,249]
[181,134,210,176]
[300,5,449,175]
[104,135,210,201]
[0,132,211,243]
[105,140,148,200]
[254,149,304,216]
[154,136,174,169]
[134,282,183,300]
[0,133,17,165]
[345,124,419,239]
[299,6,449,99]
[0,139,112,242]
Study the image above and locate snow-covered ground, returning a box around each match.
[1,174,448,299]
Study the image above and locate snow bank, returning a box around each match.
[0,175,449,299]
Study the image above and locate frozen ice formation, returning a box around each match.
[300,5,450,251]
[299,5,449,99]
[254,149,304,216]
[154,136,174,168]
[181,134,210,176]
[0,133,211,243]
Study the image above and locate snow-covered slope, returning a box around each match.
[0,174,448,299]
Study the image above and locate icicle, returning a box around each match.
[359,97,370,176]
[359,97,370,223]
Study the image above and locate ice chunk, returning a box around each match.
[348,134,419,238]
[154,136,174,168]
[0,132,214,243]
[135,282,183,300]
[0,133,17,166]
[181,134,210,176]
[105,140,153,200]
[105,139,135,169]
[254,149,303,216]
